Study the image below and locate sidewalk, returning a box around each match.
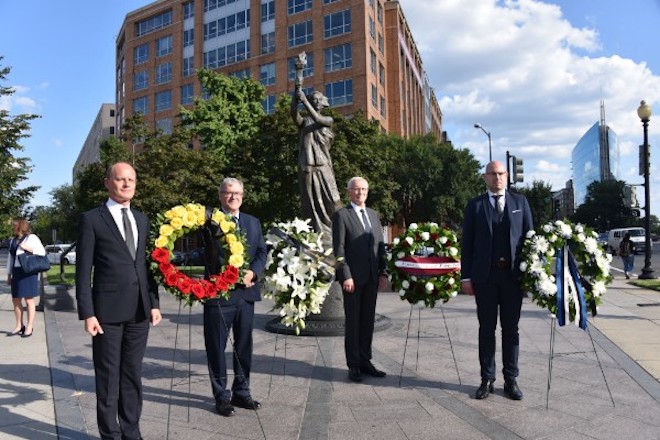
[2,249,660,439]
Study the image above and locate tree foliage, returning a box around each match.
[0,58,40,237]
[514,180,554,228]
[572,179,636,230]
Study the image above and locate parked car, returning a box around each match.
[597,232,608,250]
[45,244,77,265]
[0,238,10,249]
[171,251,186,265]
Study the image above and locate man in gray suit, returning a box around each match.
[461,160,533,401]
[332,176,388,382]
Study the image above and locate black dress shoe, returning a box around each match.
[230,395,261,410]
[348,367,362,382]
[474,379,494,399]
[360,362,386,378]
[504,380,523,400]
[8,325,25,336]
[215,401,236,417]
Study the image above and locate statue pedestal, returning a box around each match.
[265,281,392,336]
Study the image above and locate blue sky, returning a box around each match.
[1,0,659,213]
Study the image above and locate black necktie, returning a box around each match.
[492,195,503,214]
[360,209,372,233]
[122,208,136,259]
[232,216,240,231]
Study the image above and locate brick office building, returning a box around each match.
[115,0,443,142]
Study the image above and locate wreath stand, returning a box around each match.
[545,316,615,410]
[164,302,268,440]
[398,302,461,387]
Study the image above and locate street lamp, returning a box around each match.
[637,100,656,279]
[474,123,492,162]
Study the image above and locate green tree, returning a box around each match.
[0,58,40,236]
[572,179,634,230]
[47,184,78,243]
[515,180,554,227]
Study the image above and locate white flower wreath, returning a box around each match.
[519,219,612,325]
[387,222,461,308]
[263,218,333,334]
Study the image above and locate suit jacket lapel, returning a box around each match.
[480,194,493,235]
[99,204,137,260]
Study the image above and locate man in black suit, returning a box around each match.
[201,177,267,417]
[332,176,388,383]
[461,160,533,400]
[76,162,161,440]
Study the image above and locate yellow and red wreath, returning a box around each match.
[149,203,248,306]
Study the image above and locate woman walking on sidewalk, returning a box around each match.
[5,217,46,337]
[619,232,636,279]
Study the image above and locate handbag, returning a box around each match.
[18,252,51,275]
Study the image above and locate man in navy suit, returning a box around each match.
[332,176,388,383]
[76,161,161,440]
[201,177,267,417]
[461,160,533,401]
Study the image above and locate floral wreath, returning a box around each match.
[520,219,612,322]
[387,222,461,308]
[149,203,249,306]
[263,218,333,334]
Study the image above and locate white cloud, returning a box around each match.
[400,0,660,207]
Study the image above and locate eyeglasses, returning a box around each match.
[349,187,369,193]
[220,191,243,197]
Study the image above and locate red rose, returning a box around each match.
[431,233,439,241]
[202,280,216,298]
[177,276,192,294]
[165,272,179,287]
[190,283,205,300]
[152,248,170,264]
[215,278,229,293]
[224,266,239,284]
[159,262,176,275]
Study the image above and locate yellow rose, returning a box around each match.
[196,214,206,226]
[230,242,244,255]
[159,224,174,236]
[186,203,202,213]
[164,209,175,219]
[182,211,197,227]
[155,235,169,248]
[211,210,224,225]
[170,217,184,230]
[228,254,244,267]
[225,233,237,244]
[220,220,233,233]
[172,205,186,217]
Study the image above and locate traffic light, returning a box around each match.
[629,208,641,217]
[553,199,560,213]
[512,156,524,183]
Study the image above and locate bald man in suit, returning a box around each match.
[76,162,161,440]
[461,160,533,401]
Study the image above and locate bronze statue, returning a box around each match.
[290,52,343,241]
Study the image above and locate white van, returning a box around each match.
[607,227,646,256]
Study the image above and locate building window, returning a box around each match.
[156,35,173,57]
[378,33,384,54]
[183,2,194,19]
[288,53,314,80]
[323,0,339,3]
[379,62,385,86]
[155,62,173,84]
[377,1,383,24]
[370,49,377,75]
[288,20,313,47]
[324,9,351,38]
[380,95,386,117]
[204,9,251,41]
[110,126,115,135]
[156,118,173,135]
[261,31,275,55]
[181,83,195,105]
[133,71,148,91]
[155,90,173,112]
[288,0,312,15]
[133,96,149,115]
[261,1,275,22]
[136,10,172,37]
[260,62,276,86]
[183,29,194,47]
[262,95,276,114]
[203,39,251,68]
[205,0,243,12]
[230,68,251,79]
[369,17,375,40]
[109,109,115,117]
[325,79,353,106]
[324,43,352,72]
[134,44,149,65]
[371,84,377,109]
[183,56,195,77]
